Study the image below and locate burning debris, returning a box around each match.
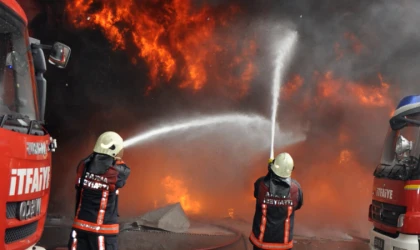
[339,150,352,164]
[228,208,235,219]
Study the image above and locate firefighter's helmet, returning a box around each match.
[93,131,124,158]
[271,152,294,178]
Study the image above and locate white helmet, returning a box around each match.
[93,131,124,158]
[271,152,294,178]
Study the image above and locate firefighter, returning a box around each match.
[68,131,131,250]
[249,152,303,250]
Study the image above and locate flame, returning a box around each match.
[280,71,392,109]
[334,32,364,59]
[344,32,364,54]
[345,73,390,107]
[281,74,304,99]
[65,0,256,97]
[280,71,393,115]
[161,175,201,214]
[228,208,235,219]
[295,148,373,232]
[316,71,342,98]
[301,71,393,109]
[339,149,352,164]
[276,66,395,235]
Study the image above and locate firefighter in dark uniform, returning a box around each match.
[249,152,303,250]
[68,131,131,250]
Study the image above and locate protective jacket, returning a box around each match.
[72,153,131,235]
[249,171,303,249]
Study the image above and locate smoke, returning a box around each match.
[119,116,305,217]
[20,0,420,240]
[258,0,420,238]
[284,0,420,92]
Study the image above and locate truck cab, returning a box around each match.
[369,95,420,250]
[0,0,70,249]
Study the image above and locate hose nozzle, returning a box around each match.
[268,158,274,171]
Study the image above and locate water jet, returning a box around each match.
[123,113,304,149]
[269,30,299,159]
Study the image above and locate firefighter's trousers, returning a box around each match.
[68,228,118,250]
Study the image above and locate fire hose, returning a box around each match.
[193,225,249,250]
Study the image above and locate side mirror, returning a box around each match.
[48,42,71,69]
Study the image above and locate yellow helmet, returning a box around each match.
[271,152,294,178]
[93,131,124,158]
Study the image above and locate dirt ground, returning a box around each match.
[40,217,370,250]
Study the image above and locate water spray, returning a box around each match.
[124,113,273,148]
[269,30,299,160]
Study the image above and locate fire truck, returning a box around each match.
[369,95,420,250]
[0,0,71,249]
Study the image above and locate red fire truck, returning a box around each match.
[369,95,420,250]
[0,0,71,249]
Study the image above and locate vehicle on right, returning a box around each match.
[369,95,420,250]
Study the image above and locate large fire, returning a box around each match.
[161,175,201,214]
[65,0,256,97]
[112,31,396,234]
[272,66,396,236]
[58,0,400,237]
[281,71,394,112]
[265,32,395,234]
